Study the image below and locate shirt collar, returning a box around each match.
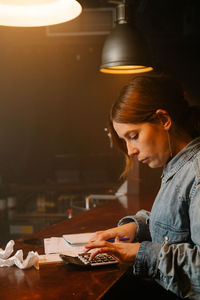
[161,137,200,182]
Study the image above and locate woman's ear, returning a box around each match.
[155,109,172,131]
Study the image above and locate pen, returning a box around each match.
[106,237,130,243]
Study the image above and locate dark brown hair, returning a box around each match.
[109,74,200,176]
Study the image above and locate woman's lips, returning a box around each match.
[139,158,148,163]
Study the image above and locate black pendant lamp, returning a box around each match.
[100,0,153,74]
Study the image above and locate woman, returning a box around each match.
[85,75,200,299]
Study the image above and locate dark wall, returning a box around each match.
[0,26,132,184]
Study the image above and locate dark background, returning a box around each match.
[0,0,199,186]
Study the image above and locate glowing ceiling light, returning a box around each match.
[0,0,82,27]
[100,66,153,74]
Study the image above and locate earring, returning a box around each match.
[167,131,173,158]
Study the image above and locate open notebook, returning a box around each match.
[62,232,95,246]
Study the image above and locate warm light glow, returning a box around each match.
[108,65,146,70]
[0,0,82,27]
[100,65,153,74]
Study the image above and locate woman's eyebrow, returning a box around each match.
[124,130,137,139]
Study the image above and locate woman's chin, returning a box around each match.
[148,161,161,168]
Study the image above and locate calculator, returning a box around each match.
[60,253,119,267]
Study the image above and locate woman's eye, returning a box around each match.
[130,134,138,140]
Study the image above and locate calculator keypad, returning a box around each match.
[78,253,118,266]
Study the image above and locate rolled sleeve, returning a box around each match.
[118,210,152,242]
[133,241,162,278]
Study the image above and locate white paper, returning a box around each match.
[39,253,63,264]
[0,240,39,270]
[44,237,85,256]
[0,240,15,259]
[62,232,95,246]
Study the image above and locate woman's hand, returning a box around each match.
[89,222,137,244]
[85,237,140,265]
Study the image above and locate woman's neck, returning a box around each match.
[172,129,193,157]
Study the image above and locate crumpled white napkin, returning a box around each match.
[0,240,39,270]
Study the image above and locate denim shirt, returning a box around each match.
[118,137,200,299]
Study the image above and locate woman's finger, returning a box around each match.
[115,236,120,243]
[89,228,121,242]
[89,246,118,261]
[85,240,109,250]
[88,231,104,242]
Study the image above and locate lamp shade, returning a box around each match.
[100,21,153,74]
[0,0,82,27]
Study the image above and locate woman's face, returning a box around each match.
[113,121,170,168]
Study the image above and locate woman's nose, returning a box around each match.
[127,143,139,157]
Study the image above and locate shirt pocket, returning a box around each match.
[151,221,190,244]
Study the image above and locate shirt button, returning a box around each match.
[164,236,169,241]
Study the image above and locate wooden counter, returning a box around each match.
[0,195,154,300]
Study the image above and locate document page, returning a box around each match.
[44,237,85,256]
